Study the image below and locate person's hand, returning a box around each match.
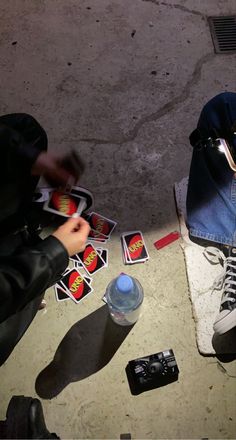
[52,216,90,256]
[31,152,78,188]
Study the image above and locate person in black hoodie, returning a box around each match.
[0,113,90,366]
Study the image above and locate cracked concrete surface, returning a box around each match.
[0,0,236,439]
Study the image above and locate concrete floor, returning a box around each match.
[0,0,236,438]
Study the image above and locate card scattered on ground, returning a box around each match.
[86,212,117,244]
[121,231,149,265]
[175,177,235,355]
[53,210,116,305]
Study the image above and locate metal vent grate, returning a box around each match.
[208,16,236,54]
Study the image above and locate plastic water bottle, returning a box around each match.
[106,274,144,326]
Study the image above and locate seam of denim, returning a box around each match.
[188,228,233,246]
[231,176,236,204]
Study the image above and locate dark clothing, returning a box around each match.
[0,114,68,365]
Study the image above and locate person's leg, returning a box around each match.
[186,92,236,335]
[187,92,236,247]
[0,115,49,361]
[0,294,44,367]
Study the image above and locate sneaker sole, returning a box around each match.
[213,308,236,335]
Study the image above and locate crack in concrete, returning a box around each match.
[141,0,206,19]
[79,52,215,146]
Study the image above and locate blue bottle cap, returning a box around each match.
[116,274,134,294]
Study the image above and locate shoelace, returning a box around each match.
[203,247,236,306]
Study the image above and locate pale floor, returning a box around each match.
[0,1,236,438]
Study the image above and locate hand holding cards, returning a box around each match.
[121,231,149,264]
[43,190,87,217]
[42,186,94,217]
[52,216,90,257]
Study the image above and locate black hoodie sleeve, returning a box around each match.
[0,236,69,323]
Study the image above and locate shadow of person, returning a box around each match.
[212,327,236,362]
[35,305,133,399]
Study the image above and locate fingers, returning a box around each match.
[75,217,91,237]
[50,167,72,187]
[52,216,90,256]
[63,216,90,234]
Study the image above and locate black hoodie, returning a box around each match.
[0,114,68,325]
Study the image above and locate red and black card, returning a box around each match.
[59,268,93,303]
[43,191,87,217]
[88,229,108,243]
[54,284,71,302]
[77,243,106,275]
[121,231,149,264]
[87,212,117,238]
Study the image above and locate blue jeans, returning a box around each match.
[186,92,236,246]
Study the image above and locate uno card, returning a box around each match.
[69,254,84,267]
[54,284,71,302]
[120,236,129,264]
[96,248,108,267]
[77,243,106,275]
[33,186,54,203]
[122,231,149,263]
[62,266,71,276]
[84,275,92,285]
[70,187,94,212]
[73,260,84,270]
[43,190,87,217]
[87,212,117,238]
[59,268,93,304]
[88,229,108,243]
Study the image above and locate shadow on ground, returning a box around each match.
[35,305,133,399]
[212,327,236,362]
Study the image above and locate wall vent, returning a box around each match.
[208,16,236,54]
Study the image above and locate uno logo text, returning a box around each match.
[70,275,83,293]
[85,251,97,266]
[128,240,143,254]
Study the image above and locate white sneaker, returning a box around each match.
[204,247,236,335]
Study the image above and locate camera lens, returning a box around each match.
[147,361,163,375]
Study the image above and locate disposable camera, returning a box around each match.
[126,349,179,395]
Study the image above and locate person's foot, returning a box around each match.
[0,396,60,439]
[28,398,59,439]
[213,247,236,335]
